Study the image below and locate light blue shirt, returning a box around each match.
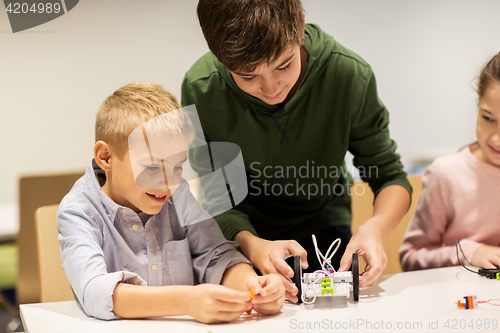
[57,160,250,320]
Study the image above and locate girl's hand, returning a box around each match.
[187,284,251,324]
[246,274,285,315]
[471,245,500,268]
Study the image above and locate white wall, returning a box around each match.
[1,0,499,204]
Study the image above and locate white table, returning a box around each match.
[20,266,500,333]
[0,202,18,242]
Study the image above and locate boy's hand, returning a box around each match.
[187,284,251,324]
[235,231,308,303]
[246,274,285,315]
[471,245,500,269]
[338,220,387,288]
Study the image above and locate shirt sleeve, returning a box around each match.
[57,205,146,320]
[187,218,252,285]
[398,162,483,271]
[174,184,252,284]
[181,75,259,240]
[348,69,412,199]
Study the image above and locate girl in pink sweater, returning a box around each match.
[400,53,500,271]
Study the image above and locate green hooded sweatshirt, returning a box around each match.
[181,24,411,241]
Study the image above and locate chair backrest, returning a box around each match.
[351,175,422,275]
[35,205,74,303]
[17,170,83,304]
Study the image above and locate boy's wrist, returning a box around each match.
[183,285,197,318]
[234,231,267,264]
[222,263,257,292]
[372,185,411,238]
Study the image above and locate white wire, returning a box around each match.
[309,234,342,300]
[311,234,341,273]
[325,238,341,266]
[300,235,344,304]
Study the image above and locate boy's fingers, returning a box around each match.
[253,295,286,314]
[263,258,297,296]
[338,251,353,272]
[210,309,247,323]
[252,287,281,304]
[285,290,299,303]
[214,287,252,303]
[216,299,253,313]
[286,242,309,269]
[276,273,297,296]
[246,278,262,294]
[255,293,285,306]
[259,259,278,275]
[359,264,383,288]
[272,257,294,278]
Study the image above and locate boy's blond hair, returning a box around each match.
[95,82,194,158]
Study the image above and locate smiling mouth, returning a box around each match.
[263,90,284,100]
[489,145,500,155]
[146,193,167,201]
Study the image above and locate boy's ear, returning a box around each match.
[94,141,112,171]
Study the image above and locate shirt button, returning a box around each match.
[132,224,139,231]
[151,263,158,270]
[121,208,127,213]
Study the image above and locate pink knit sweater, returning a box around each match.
[400,144,500,271]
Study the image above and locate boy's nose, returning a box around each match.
[260,79,280,96]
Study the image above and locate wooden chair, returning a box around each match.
[0,242,18,314]
[351,175,422,275]
[17,170,83,304]
[34,205,74,303]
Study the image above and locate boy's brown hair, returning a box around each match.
[95,82,193,158]
[197,0,304,73]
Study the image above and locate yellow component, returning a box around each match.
[321,278,331,287]
[321,287,334,296]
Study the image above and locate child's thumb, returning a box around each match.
[338,255,351,272]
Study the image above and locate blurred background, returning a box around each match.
[1,0,500,331]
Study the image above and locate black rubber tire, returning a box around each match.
[352,253,359,301]
[293,255,302,303]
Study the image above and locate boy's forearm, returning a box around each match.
[112,283,193,318]
[368,184,411,238]
[234,230,258,258]
[221,262,256,292]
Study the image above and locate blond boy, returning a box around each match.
[57,82,284,322]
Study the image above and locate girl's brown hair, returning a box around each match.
[477,53,500,100]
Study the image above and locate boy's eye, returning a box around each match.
[241,76,255,82]
[174,166,183,171]
[146,165,160,171]
[482,115,495,122]
[277,62,292,72]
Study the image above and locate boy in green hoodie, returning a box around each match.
[182,0,412,303]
